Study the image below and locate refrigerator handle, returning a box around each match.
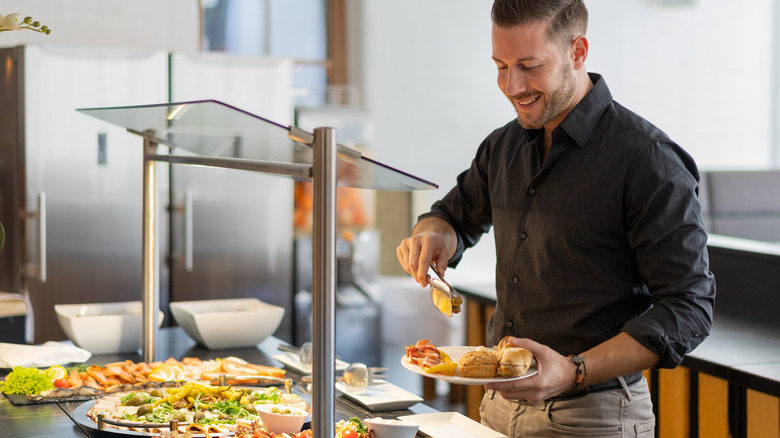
[39,192,47,282]
[171,188,194,272]
[184,188,193,272]
[23,192,47,283]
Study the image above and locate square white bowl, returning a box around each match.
[54,301,164,355]
[169,298,285,349]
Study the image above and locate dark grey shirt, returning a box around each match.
[423,73,715,368]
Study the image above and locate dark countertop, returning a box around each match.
[1,327,436,437]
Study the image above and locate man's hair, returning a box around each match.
[491,0,588,47]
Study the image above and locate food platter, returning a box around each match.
[401,346,537,385]
[72,400,232,437]
[0,356,287,405]
[70,383,310,437]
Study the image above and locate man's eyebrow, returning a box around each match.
[491,56,540,63]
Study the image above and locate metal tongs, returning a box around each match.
[429,262,463,317]
[212,374,293,393]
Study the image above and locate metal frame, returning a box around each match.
[139,126,340,436]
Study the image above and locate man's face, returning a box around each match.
[492,21,578,130]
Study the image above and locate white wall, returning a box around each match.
[358,0,513,278]
[0,0,200,52]
[586,0,776,170]
[356,0,779,279]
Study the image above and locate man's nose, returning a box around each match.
[504,69,528,97]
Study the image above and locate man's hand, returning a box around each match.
[486,333,660,402]
[396,217,457,287]
[485,337,576,402]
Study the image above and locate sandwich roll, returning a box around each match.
[499,347,534,377]
[458,348,499,378]
[498,335,514,352]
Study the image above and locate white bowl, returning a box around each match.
[54,301,164,355]
[169,298,285,349]
[365,417,420,438]
[255,403,308,434]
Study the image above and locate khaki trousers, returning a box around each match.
[479,377,655,437]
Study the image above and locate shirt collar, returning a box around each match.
[520,72,612,147]
[557,73,612,147]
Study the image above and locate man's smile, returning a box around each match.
[514,94,541,107]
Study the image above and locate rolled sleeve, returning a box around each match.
[622,142,716,368]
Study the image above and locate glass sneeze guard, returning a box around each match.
[78,99,437,190]
[77,99,437,438]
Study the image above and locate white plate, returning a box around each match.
[401,346,537,385]
[272,353,349,374]
[335,380,423,411]
[398,412,506,438]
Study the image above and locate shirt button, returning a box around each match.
[504,321,513,328]
[512,276,519,284]
[520,232,527,240]
[528,187,536,195]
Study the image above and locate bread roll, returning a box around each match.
[499,347,533,377]
[498,335,513,352]
[458,348,498,378]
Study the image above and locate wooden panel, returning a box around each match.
[699,373,729,438]
[327,0,347,86]
[747,389,780,438]
[659,367,690,438]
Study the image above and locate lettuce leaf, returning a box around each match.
[0,366,55,395]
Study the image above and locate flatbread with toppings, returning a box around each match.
[86,381,307,435]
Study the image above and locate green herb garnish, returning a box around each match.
[212,399,252,419]
[348,417,368,433]
[250,387,282,404]
[0,366,55,395]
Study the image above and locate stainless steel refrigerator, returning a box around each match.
[0,45,295,344]
[167,52,295,341]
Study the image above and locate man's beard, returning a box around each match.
[512,66,577,130]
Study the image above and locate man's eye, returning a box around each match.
[522,65,541,71]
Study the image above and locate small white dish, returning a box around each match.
[255,403,308,435]
[336,380,423,411]
[365,417,419,438]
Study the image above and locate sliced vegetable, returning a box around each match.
[47,365,68,381]
[148,364,176,382]
[424,361,458,376]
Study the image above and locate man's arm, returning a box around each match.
[486,332,659,402]
[396,217,458,286]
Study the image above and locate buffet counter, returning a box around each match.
[0,327,437,437]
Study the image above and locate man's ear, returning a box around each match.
[571,35,589,69]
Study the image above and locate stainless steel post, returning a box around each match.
[311,127,337,437]
[142,136,160,363]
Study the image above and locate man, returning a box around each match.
[396,0,716,436]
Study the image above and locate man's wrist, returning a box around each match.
[568,355,587,390]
